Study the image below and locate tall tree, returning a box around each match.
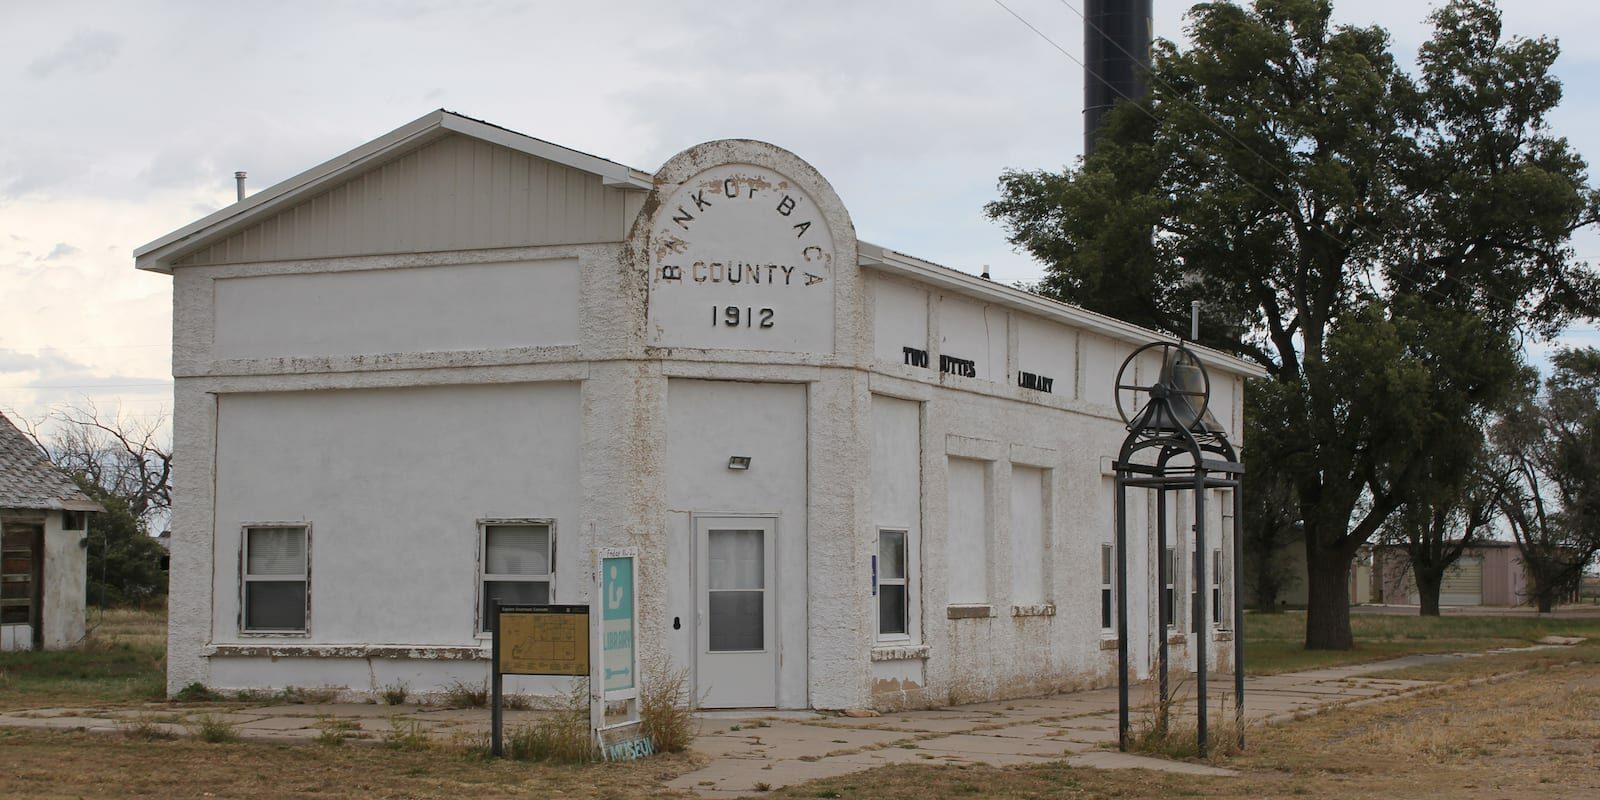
[1240,394,1301,612]
[17,403,172,606]
[987,0,1599,648]
[1495,348,1600,611]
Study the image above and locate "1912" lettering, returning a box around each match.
[712,306,775,328]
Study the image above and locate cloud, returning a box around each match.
[41,242,79,261]
[0,348,81,375]
[25,30,123,79]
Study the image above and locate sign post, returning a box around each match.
[592,547,651,761]
[490,602,589,757]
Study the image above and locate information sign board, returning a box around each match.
[497,604,589,676]
[601,554,636,695]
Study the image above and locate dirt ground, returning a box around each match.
[2,661,1596,799]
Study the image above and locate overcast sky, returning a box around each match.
[3,0,1599,429]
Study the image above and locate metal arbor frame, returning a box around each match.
[1112,342,1245,757]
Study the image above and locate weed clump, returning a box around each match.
[382,716,430,751]
[505,683,595,764]
[315,716,361,746]
[1124,680,1246,763]
[441,679,489,708]
[282,685,339,704]
[379,681,410,706]
[117,713,179,741]
[186,714,240,743]
[639,664,695,753]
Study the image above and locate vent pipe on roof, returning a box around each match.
[234,171,248,201]
[1084,0,1153,156]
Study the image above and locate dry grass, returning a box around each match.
[504,682,595,764]
[0,727,701,798]
[766,663,1600,799]
[1244,611,1600,675]
[0,607,167,709]
[4,654,1600,798]
[1364,639,1600,681]
[1122,677,1247,763]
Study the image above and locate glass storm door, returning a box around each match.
[695,516,777,708]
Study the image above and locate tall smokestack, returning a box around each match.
[1084,0,1153,156]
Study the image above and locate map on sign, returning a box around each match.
[497,605,589,676]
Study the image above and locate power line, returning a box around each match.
[0,382,172,390]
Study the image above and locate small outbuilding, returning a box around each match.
[137,111,1263,710]
[1370,541,1540,608]
[1,412,101,651]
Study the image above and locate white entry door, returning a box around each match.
[695,516,777,708]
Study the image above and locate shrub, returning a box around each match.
[187,714,239,743]
[640,663,696,753]
[173,682,220,703]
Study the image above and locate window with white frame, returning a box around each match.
[1100,543,1114,630]
[1164,546,1177,630]
[878,529,909,637]
[479,521,553,633]
[242,525,308,633]
[1212,547,1223,626]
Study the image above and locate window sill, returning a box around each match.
[946,604,995,620]
[1010,603,1055,618]
[1099,636,1120,651]
[205,644,489,660]
[1214,629,1234,642]
[1166,633,1187,645]
[871,644,931,662]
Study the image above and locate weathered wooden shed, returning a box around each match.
[1,412,101,651]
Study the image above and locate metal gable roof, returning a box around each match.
[133,109,654,273]
[0,413,103,514]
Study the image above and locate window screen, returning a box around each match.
[480,522,553,633]
[243,526,307,633]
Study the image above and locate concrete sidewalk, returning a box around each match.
[0,648,1552,798]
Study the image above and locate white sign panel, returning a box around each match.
[647,163,836,353]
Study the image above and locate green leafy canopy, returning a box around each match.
[988,0,1600,648]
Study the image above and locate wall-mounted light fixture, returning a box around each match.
[727,456,752,471]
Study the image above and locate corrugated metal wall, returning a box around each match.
[174,134,639,266]
[1481,546,1513,606]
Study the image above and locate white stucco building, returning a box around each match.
[137,111,1261,710]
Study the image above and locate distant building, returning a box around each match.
[0,412,101,651]
[1370,541,1541,607]
[137,111,1262,709]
